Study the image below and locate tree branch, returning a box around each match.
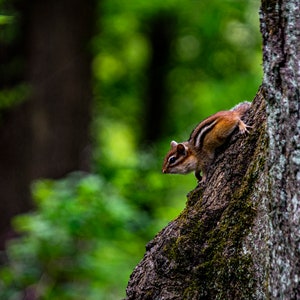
[126,88,267,299]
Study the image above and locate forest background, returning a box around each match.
[0,0,262,299]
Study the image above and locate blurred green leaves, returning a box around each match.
[0,173,141,300]
[0,84,30,111]
[0,15,13,25]
[93,0,262,142]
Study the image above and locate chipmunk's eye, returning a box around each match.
[169,156,176,164]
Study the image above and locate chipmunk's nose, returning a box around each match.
[162,168,166,173]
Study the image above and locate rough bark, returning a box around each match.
[126,90,266,299]
[125,0,300,299]
[261,0,300,297]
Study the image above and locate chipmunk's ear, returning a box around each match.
[170,140,178,148]
[176,143,186,155]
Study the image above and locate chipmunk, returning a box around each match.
[162,102,251,182]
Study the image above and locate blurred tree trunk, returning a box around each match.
[0,0,95,249]
[125,0,300,299]
[142,13,176,144]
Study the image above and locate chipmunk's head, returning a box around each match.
[162,141,197,175]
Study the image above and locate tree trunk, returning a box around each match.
[25,0,94,178]
[0,0,95,249]
[142,12,176,145]
[260,0,300,297]
[125,0,300,299]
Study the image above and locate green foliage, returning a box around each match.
[0,84,30,111]
[0,15,13,25]
[93,0,262,140]
[0,173,143,300]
